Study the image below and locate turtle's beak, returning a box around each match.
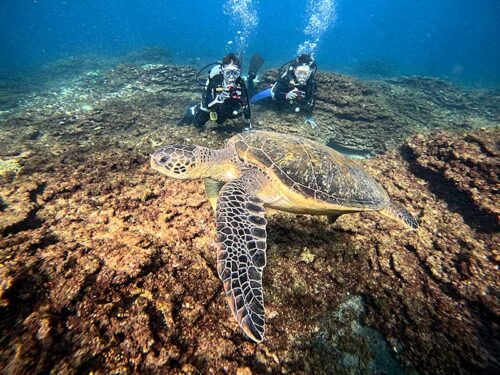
[150,153,176,177]
[150,154,162,173]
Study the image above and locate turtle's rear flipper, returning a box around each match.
[379,203,418,230]
[216,171,267,343]
[177,102,198,126]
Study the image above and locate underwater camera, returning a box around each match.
[226,85,242,100]
[217,85,242,100]
[294,90,305,100]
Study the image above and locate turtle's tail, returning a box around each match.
[379,203,418,230]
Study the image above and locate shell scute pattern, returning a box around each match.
[235,139,273,169]
[233,131,389,209]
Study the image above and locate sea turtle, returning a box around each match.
[150,130,417,343]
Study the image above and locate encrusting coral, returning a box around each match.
[0,56,498,374]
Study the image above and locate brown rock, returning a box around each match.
[1,61,499,374]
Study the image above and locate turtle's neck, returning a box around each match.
[202,144,242,182]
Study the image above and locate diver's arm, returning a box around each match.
[240,81,252,120]
[303,79,318,128]
[202,78,217,109]
[246,74,256,97]
[304,79,317,115]
[272,78,290,101]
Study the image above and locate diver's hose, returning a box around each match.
[195,62,220,86]
[277,60,294,76]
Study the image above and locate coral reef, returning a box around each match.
[350,58,399,78]
[405,129,499,233]
[122,47,172,65]
[255,70,499,154]
[1,61,498,158]
[0,59,499,374]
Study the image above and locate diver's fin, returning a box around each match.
[248,54,265,77]
[177,102,198,126]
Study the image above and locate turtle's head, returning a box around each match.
[150,144,210,179]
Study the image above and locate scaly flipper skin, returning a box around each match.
[215,171,267,343]
[379,203,418,230]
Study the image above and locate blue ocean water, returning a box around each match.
[1,0,500,87]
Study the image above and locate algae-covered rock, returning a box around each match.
[0,158,22,182]
[405,128,499,233]
[0,128,497,374]
[0,57,498,374]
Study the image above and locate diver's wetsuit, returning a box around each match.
[271,67,317,116]
[194,68,251,128]
[246,72,258,97]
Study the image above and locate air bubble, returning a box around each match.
[223,0,258,54]
[297,0,336,55]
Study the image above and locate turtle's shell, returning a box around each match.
[229,131,390,209]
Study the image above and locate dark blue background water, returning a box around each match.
[1,0,499,87]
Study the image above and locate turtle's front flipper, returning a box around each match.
[216,174,267,343]
[379,203,418,230]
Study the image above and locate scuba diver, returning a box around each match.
[178,53,251,129]
[250,54,318,128]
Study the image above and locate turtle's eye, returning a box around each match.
[159,156,170,164]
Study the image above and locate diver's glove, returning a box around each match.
[286,88,305,100]
[304,116,317,128]
[209,91,230,107]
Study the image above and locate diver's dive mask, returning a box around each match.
[222,63,241,83]
[294,65,312,84]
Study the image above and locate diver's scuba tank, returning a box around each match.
[277,59,295,78]
[195,62,221,86]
